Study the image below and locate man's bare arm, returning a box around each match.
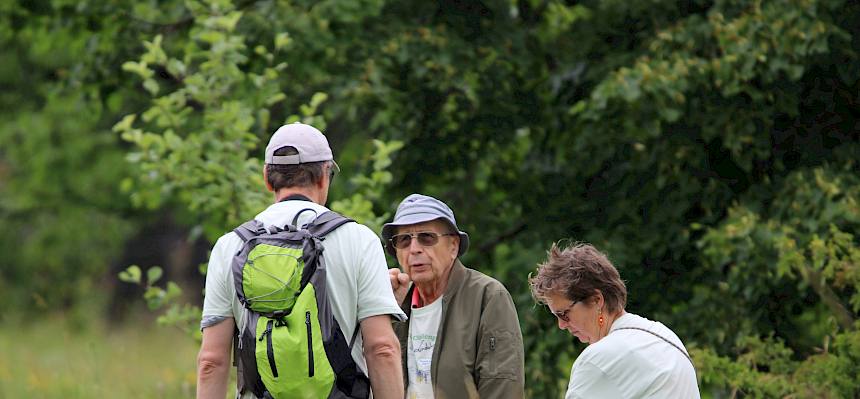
[197,318,235,399]
[361,314,404,399]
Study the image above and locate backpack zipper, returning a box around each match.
[259,319,278,378]
[305,311,314,377]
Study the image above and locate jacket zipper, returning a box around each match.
[306,311,314,377]
[259,319,278,377]
[489,336,496,372]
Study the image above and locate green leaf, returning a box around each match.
[118,265,142,284]
[121,61,153,79]
[112,114,137,133]
[265,93,286,106]
[196,30,225,44]
[143,79,160,95]
[143,286,164,310]
[274,32,292,50]
[165,281,183,301]
[166,59,186,77]
[310,92,328,108]
[217,11,244,32]
[568,100,587,115]
[142,34,167,64]
[146,266,163,285]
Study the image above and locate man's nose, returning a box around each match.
[408,236,424,252]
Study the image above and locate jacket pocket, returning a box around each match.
[478,330,518,380]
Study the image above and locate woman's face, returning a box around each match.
[544,291,601,344]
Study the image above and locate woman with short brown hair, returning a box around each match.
[529,242,700,398]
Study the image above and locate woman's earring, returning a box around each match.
[598,309,604,327]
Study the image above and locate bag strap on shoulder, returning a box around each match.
[307,211,363,348]
[233,220,266,242]
[614,326,695,368]
[307,211,354,238]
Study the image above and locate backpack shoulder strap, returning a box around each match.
[307,211,355,238]
[306,210,359,344]
[233,220,266,242]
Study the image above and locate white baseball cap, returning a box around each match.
[264,122,333,165]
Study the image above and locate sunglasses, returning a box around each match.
[389,231,457,250]
[328,161,340,183]
[551,300,579,323]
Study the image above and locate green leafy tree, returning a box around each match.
[691,167,860,396]
[114,0,406,336]
[0,0,160,314]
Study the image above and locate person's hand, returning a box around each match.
[388,268,411,304]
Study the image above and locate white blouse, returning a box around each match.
[565,312,700,399]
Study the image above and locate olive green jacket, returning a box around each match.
[393,260,525,399]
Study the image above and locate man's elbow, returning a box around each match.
[364,335,400,361]
[197,351,228,379]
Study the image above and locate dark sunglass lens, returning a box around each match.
[417,232,439,246]
[392,235,412,249]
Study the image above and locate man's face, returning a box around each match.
[393,219,459,286]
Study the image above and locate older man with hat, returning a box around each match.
[384,194,525,399]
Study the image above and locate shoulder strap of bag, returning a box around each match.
[312,212,362,356]
[306,211,355,238]
[614,326,695,368]
[233,220,266,242]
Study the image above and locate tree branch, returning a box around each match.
[800,265,855,331]
[476,221,527,254]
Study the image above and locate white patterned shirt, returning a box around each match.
[406,295,443,399]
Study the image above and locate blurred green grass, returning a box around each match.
[0,314,198,398]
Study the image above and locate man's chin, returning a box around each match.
[409,273,433,285]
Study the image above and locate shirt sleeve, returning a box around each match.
[201,233,239,329]
[353,225,407,322]
[476,286,526,398]
[565,359,624,399]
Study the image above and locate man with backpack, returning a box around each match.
[196,122,406,399]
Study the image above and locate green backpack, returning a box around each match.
[231,210,369,399]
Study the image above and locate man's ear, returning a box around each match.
[263,165,274,192]
[451,236,460,257]
[316,170,327,190]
